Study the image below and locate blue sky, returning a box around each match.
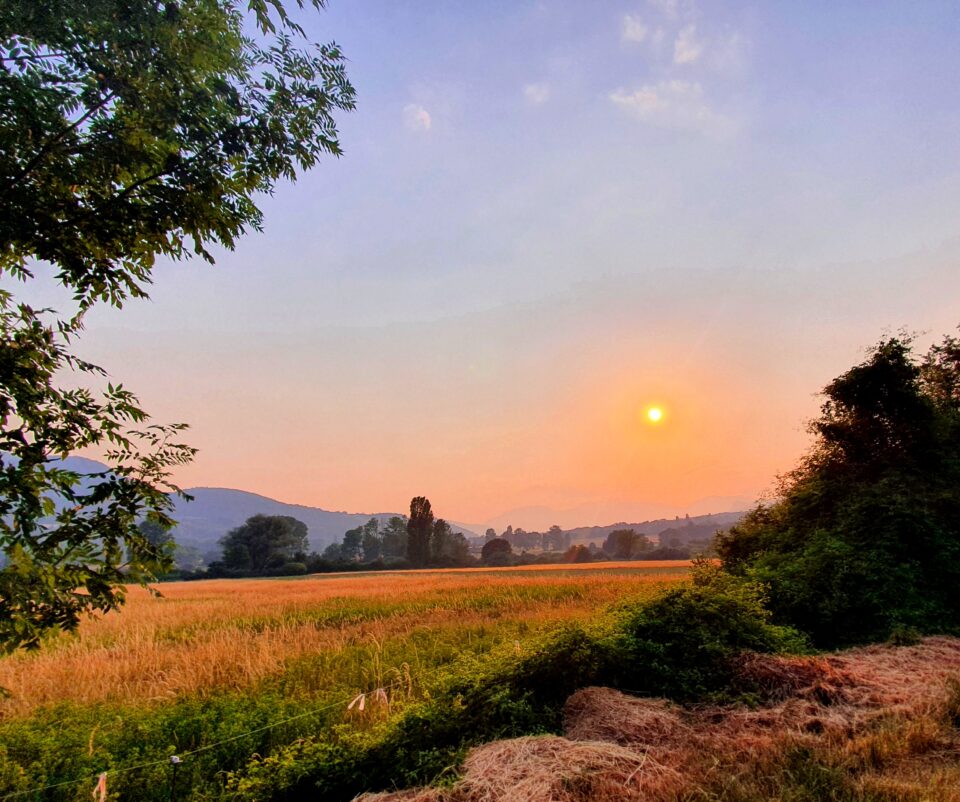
[92,0,960,330]
[31,0,960,528]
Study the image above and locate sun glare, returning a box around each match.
[646,406,664,424]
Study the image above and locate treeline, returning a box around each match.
[153,501,717,581]
[317,497,471,570]
[718,331,960,646]
[171,497,476,579]
[173,520,706,581]
[479,524,712,564]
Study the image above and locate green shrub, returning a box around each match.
[616,561,807,700]
[887,624,922,647]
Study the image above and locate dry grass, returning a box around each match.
[0,563,689,718]
[358,637,960,802]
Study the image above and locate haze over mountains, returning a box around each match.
[466,498,752,535]
[167,488,746,557]
[167,488,408,554]
[58,458,745,556]
[168,488,743,557]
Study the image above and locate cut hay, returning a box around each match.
[354,790,447,802]
[354,637,960,802]
[357,736,684,802]
[562,688,691,747]
[458,735,681,802]
[731,651,858,703]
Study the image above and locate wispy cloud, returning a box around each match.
[673,25,703,64]
[621,14,649,43]
[402,103,432,132]
[613,1,747,135]
[523,82,551,105]
[609,80,736,137]
[647,0,685,21]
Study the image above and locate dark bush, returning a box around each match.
[616,561,807,699]
[718,333,960,647]
[480,538,512,565]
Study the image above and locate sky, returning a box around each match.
[21,0,960,530]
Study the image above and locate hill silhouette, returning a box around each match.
[168,488,408,555]
[55,458,476,555]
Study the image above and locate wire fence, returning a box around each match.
[0,679,409,802]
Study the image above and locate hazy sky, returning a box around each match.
[23,0,960,529]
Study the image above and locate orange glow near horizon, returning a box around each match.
[80,326,824,529]
[73,248,960,531]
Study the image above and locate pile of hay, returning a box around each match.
[356,637,960,802]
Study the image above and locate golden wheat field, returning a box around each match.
[0,561,691,718]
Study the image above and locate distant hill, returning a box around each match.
[52,458,477,556]
[168,489,479,555]
[564,511,745,546]
[46,458,736,556]
[167,488,405,555]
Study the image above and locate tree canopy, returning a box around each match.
[717,332,960,647]
[430,518,469,564]
[219,514,308,574]
[1,0,355,310]
[0,299,194,651]
[406,496,434,567]
[480,537,512,565]
[602,528,651,559]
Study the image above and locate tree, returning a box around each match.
[219,514,308,574]
[1,0,355,310]
[172,543,204,572]
[0,0,353,651]
[361,518,382,562]
[430,518,451,562]
[448,531,470,563]
[480,537,512,565]
[602,528,651,559]
[340,525,362,562]
[321,541,343,562]
[0,301,193,652]
[717,332,960,647]
[504,527,540,551]
[564,544,592,563]
[543,524,569,551]
[381,516,407,559]
[430,519,469,564]
[484,527,497,542]
[406,496,434,567]
[138,518,174,553]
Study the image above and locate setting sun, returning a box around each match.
[646,406,664,424]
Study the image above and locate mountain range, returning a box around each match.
[51,458,745,557]
[167,488,410,555]
[564,512,744,547]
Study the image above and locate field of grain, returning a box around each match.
[0,561,689,717]
[0,562,689,801]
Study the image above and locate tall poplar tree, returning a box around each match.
[406,496,434,567]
